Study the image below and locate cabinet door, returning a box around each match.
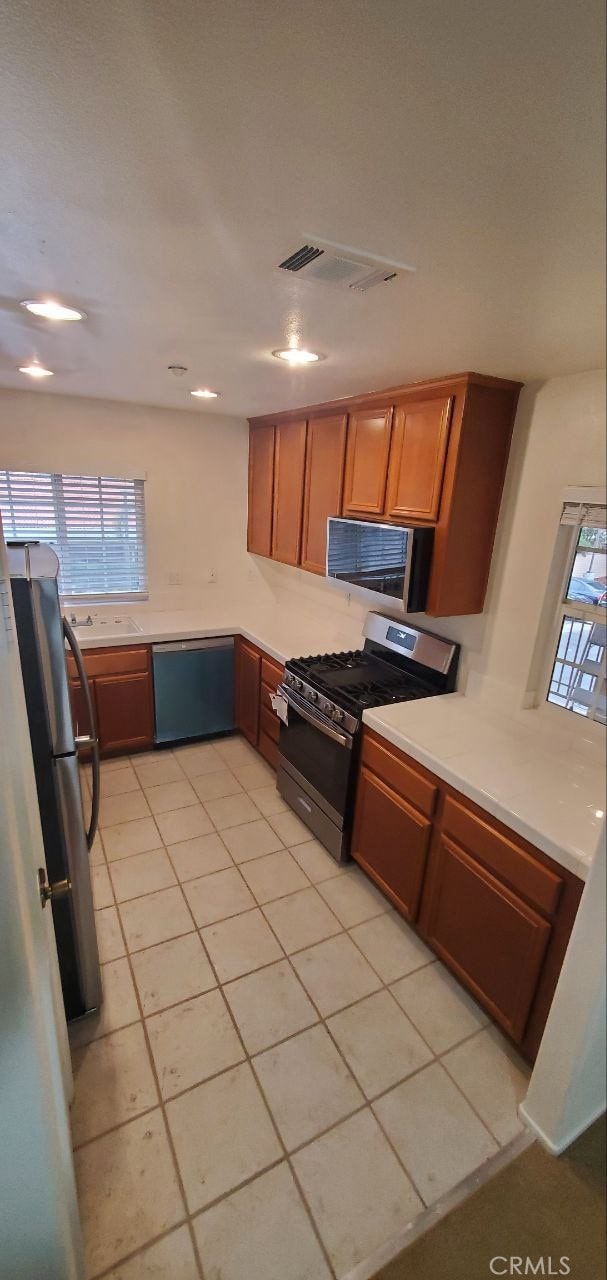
[342,406,393,518]
[271,419,307,565]
[385,395,453,522]
[351,767,432,921]
[301,413,347,574]
[95,672,154,755]
[235,638,261,745]
[422,835,551,1042]
[247,423,275,557]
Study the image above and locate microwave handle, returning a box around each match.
[278,685,352,749]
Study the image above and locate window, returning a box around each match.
[546,499,606,726]
[0,470,147,600]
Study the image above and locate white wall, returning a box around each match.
[520,825,606,1152]
[2,370,605,703]
[251,369,607,704]
[0,388,251,610]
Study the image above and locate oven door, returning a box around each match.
[275,684,355,860]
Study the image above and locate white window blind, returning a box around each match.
[0,470,147,599]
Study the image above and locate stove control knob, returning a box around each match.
[308,690,318,703]
[284,672,293,687]
[332,707,344,724]
[294,678,303,692]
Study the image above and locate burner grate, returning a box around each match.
[287,648,437,717]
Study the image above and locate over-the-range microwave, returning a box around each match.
[326,517,433,612]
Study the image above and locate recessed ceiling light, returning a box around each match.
[20,299,86,321]
[272,348,323,365]
[18,363,54,378]
[191,388,219,398]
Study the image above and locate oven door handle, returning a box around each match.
[279,685,352,749]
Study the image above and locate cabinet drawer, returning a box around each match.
[361,732,437,819]
[261,655,283,690]
[352,767,432,921]
[425,836,551,1041]
[442,796,562,916]
[67,645,150,680]
[259,697,280,744]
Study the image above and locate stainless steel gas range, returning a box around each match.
[273,613,459,863]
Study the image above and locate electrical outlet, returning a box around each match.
[207,567,218,584]
[168,571,183,587]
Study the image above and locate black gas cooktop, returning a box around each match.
[286,648,437,718]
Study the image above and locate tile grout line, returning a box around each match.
[132,815,340,1280]
[191,887,340,1280]
[81,805,207,1280]
[91,761,340,1278]
[97,778,335,1278]
[80,739,526,1277]
[101,849,208,1280]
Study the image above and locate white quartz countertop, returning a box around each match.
[75,599,603,881]
[74,595,364,667]
[363,694,605,881]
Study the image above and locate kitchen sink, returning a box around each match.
[66,612,142,637]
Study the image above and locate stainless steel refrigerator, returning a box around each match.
[8,541,102,1021]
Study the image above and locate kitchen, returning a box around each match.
[0,3,605,1280]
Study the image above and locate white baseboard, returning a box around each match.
[519,1099,606,1154]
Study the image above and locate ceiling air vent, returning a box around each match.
[277,238,415,292]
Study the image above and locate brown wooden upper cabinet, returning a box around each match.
[271,418,307,566]
[247,372,522,616]
[342,406,393,518]
[301,413,348,574]
[247,423,275,556]
[385,395,453,522]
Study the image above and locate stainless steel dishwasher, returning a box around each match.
[152,637,235,744]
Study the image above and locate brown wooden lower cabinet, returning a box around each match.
[235,636,283,765]
[421,835,551,1043]
[258,682,280,768]
[351,728,584,1060]
[95,671,154,755]
[351,766,432,922]
[234,637,261,745]
[67,644,154,758]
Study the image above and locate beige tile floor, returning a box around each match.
[73,735,531,1280]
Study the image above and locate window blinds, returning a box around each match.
[327,520,407,578]
[561,501,607,527]
[0,470,147,598]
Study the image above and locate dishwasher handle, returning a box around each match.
[152,636,235,654]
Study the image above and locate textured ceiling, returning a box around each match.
[0,0,605,417]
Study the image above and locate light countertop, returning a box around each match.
[73,594,364,667]
[74,598,603,881]
[363,694,604,881]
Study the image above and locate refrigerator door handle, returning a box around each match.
[62,617,100,850]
